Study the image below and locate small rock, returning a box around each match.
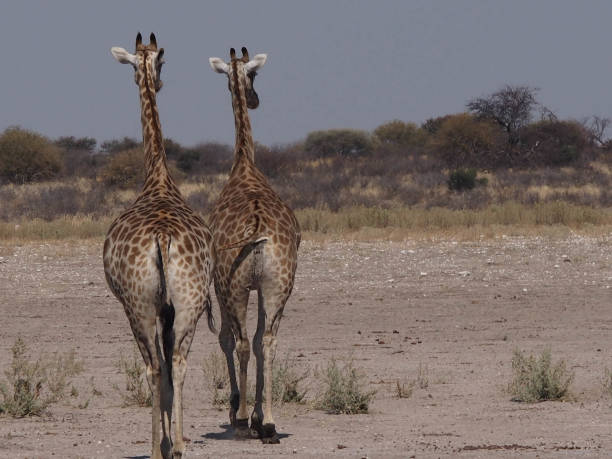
[337,444,347,449]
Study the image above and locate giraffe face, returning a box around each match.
[111,33,165,92]
[209,48,267,110]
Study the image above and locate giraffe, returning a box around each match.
[208,47,301,443]
[104,33,214,459]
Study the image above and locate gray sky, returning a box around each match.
[2,1,612,148]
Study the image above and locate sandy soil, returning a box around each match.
[0,234,611,458]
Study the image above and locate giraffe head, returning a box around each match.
[111,33,165,92]
[209,47,267,109]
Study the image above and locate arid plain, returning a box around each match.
[1,233,611,458]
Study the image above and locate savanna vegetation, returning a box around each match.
[0,85,610,239]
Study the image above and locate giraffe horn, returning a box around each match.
[241,47,249,61]
[136,32,142,49]
[230,48,236,59]
[150,33,157,50]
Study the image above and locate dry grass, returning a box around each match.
[0,202,610,242]
[0,337,84,417]
[0,216,112,240]
[114,346,151,408]
[296,202,612,234]
[508,349,574,403]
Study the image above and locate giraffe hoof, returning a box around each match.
[260,424,280,444]
[251,422,279,443]
[233,418,251,439]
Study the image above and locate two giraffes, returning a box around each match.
[103,33,300,458]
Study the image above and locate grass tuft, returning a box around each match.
[508,349,573,402]
[114,346,151,408]
[602,368,612,399]
[315,357,375,414]
[271,354,309,405]
[0,337,83,417]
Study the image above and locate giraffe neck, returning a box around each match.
[230,62,255,172]
[137,57,174,193]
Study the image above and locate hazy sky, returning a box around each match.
[2,1,612,148]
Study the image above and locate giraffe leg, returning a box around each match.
[170,316,197,458]
[223,288,251,438]
[217,298,240,427]
[251,288,285,444]
[136,334,164,459]
[156,315,174,459]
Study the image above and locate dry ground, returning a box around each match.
[0,234,611,458]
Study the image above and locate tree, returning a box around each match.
[99,148,144,188]
[0,127,63,183]
[422,115,453,136]
[428,113,503,168]
[373,120,425,146]
[521,120,589,165]
[304,129,373,158]
[467,85,540,145]
[581,115,610,146]
[100,137,140,154]
[55,136,97,152]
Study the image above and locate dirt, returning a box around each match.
[0,234,611,458]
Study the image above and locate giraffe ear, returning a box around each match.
[209,57,229,74]
[245,54,267,72]
[111,47,138,66]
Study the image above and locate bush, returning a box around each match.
[508,349,573,402]
[55,136,96,152]
[100,137,140,154]
[304,129,373,158]
[0,127,63,183]
[315,357,375,414]
[178,142,232,175]
[373,120,426,147]
[421,115,453,135]
[100,148,144,189]
[0,337,83,417]
[429,114,503,168]
[521,120,589,166]
[448,168,478,191]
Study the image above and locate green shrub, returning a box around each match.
[0,337,83,417]
[315,357,375,414]
[0,127,63,183]
[448,168,478,191]
[508,349,573,402]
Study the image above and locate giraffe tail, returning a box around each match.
[156,233,172,306]
[156,234,175,372]
[203,293,216,334]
